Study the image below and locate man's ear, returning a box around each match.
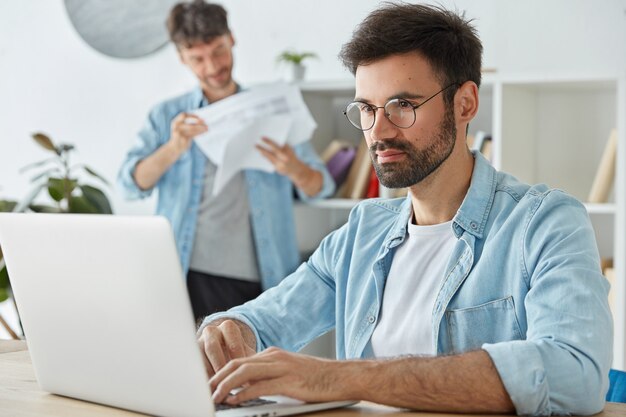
[455,81,479,124]
[228,33,236,47]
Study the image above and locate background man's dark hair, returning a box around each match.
[167,0,230,48]
[339,2,482,106]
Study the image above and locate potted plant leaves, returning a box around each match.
[276,50,318,82]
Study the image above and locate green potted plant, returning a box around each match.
[22,133,113,214]
[0,133,113,338]
[276,50,318,82]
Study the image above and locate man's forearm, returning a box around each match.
[342,350,514,413]
[133,141,181,190]
[291,166,323,197]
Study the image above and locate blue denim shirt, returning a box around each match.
[204,152,612,415]
[117,87,335,289]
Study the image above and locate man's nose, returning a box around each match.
[204,57,219,74]
[369,108,396,141]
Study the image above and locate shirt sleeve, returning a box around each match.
[482,190,612,416]
[117,105,169,200]
[197,217,353,352]
[199,260,338,352]
[292,141,336,202]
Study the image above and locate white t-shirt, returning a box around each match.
[370,218,456,357]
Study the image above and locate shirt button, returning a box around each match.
[367,316,375,324]
[470,221,478,230]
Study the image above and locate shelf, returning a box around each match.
[584,203,616,215]
[297,79,355,94]
[297,198,361,210]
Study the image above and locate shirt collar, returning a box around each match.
[385,150,497,245]
[453,151,497,239]
[192,84,242,109]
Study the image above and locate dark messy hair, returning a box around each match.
[167,0,230,48]
[339,2,482,105]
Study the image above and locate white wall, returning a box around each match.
[1,0,625,215]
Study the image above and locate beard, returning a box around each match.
[202,60,234,90]
[370,105,457,189]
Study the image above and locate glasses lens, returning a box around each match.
[385,99,416,129]
[345,102,374,131]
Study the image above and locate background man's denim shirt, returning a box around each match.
[117,87,335,289]
[205,152,613,415]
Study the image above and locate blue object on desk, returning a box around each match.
[607,369,626,403]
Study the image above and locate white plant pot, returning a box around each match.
[291,63,306,82]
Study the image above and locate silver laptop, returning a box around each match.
[0,213,355,417]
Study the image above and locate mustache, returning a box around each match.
[369,139,413,153]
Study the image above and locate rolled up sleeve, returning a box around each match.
[117,106,168,200]
[485,190,612,415]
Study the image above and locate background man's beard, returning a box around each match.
[371,107,457,189]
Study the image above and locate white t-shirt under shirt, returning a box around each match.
[370,218,457,357]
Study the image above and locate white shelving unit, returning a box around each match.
[294,73,626,367]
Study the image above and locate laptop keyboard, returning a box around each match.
[215,398,277,411]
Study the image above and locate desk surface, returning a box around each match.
[1,340,625,417]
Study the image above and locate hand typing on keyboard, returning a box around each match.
[208,347,350,406]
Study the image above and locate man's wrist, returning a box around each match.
[164,137,186,162]
[290,164,323,196]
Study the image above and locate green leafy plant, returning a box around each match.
[0,199,15,302]
[21,133,113,214]
[276,50,318,65]
[0,133,113,337]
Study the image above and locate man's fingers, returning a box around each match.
[183,114,206,125]
[198,339,216,377]
[256,145,278,164]
[223,377,286,405]
[201,327,229,375]
[172,112,189,125]
[178,123,208,138]
[260,136,280,149]
[211,361,283,404]
[219,320,250,360]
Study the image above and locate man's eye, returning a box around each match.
[359,104,374,113]
[398,99,412,109]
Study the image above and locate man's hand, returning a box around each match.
[133,112,208,190]
[256,137,323,197]
[197,319,256,377]
[168,112,208,157]
[209,347,354,405]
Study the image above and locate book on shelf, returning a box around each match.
[320,139,353,163]
[336,139,371,199]
[587,129,617,204]
[321,139,357,190]
[365,166,379,198]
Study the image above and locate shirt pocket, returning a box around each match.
[445,295,523,354]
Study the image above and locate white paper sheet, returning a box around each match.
[191,83,317,195]
[213,114,292,195]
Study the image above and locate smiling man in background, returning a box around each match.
[118,0,334,322]
[196,3,612,415]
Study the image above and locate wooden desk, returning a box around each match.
[0,338,26,353]
[1,341,625,417]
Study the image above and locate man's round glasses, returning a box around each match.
[343,83,459,131]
